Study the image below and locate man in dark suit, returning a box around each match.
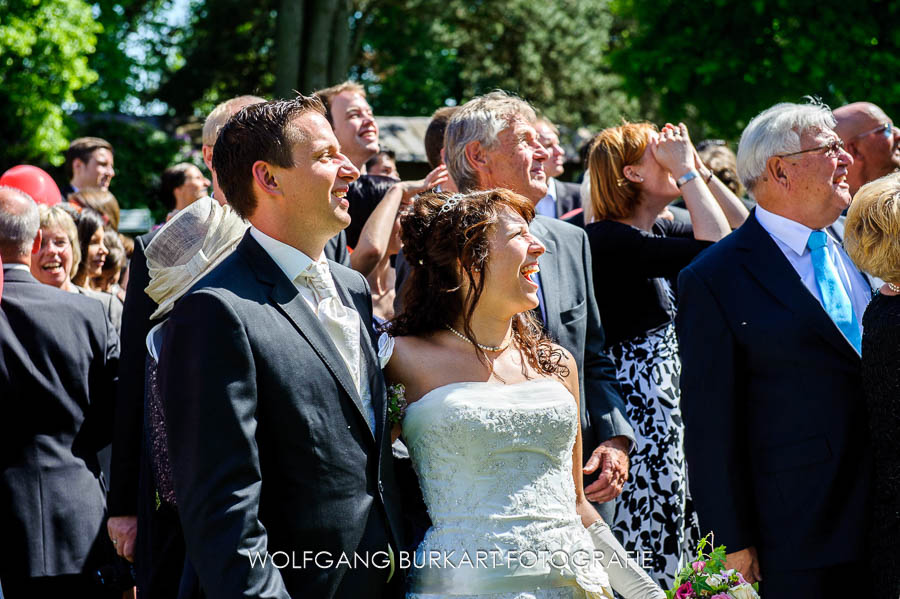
[397,91,634,524]
[158,96,403,598]
[0,187,120,597]
[677,101,873,598]
[109,92,352,598]
[107,95,271,596]
[536,117,582,219]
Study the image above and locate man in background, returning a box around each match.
[834,102,900,196]
[60,137,116,198]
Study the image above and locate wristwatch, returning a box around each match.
[676,169,699,188]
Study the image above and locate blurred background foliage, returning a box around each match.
[1,0,898,209]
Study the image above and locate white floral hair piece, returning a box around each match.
[438,193,465,214]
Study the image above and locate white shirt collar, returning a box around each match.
[2,263,30,272]
[754,204,837,257]
[249,226,319,282]
[546,178,559,202]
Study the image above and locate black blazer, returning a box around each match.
[675,211,873,571]
[0,268,119,578]
[159,233,403,599]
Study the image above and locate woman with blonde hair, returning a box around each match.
[843,171,900,596]
[584,122,747,586]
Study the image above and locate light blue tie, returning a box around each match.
[806,231,861,353]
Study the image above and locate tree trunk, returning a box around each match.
[328,0,352,84]
[274,0,305,98]
[301,0,338,92]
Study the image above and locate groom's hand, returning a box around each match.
[582,436,630,503]
[726,546,762,584]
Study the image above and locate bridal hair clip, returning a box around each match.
[439,193,465,214]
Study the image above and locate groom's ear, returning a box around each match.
[252,161,282,197]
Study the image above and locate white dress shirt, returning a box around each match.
[250,226,375,431]
[754,205,870,342]
[536,178,558,218]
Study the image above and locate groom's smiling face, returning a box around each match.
[273,112,360,239]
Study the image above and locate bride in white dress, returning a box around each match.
[383,189,665,599]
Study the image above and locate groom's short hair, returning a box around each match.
[212,94,326,219]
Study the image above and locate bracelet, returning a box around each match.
[676,169,699,188]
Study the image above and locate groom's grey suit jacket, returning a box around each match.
[159,232,404,599]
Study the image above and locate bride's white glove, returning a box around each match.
[587,521,666,599]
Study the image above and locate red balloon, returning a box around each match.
[0,165,62,206]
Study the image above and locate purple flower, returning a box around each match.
[692,560,706,573]
[674,581,695,599]
[711,594,730,599]
[732,571,747,585]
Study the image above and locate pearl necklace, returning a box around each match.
[445,325,510,352]
[888,282,900,294]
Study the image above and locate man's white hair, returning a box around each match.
[737,100,836,195]
[444,91,537,193]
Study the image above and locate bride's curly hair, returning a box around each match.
[390,188,568,378]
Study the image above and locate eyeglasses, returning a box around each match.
[852,122,893,140]
[777,139,845,159]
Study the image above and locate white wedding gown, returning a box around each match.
[402,379,615,599]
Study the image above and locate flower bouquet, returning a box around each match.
[666,534,760,599]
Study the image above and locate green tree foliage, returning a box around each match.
[158,0,633,133]
[609,0,900,138]
[358,0,636,132]
[0,0,100,166]
[77,0,179,113]
[156,0,279,116]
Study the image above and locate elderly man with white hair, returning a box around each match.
[676,100,874,598]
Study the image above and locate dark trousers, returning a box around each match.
[0,573,119,599]
[760,561,867,599]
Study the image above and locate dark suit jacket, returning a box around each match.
[553,179,582,217]
[528,216,633,454]
[110,223,348,520]
[0,268,119,578]
[109,230,157,517]
[676,211,872,571]
[159,233,403,599]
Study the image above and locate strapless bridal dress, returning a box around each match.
[402,379,615,599]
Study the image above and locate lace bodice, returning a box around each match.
[402,379,612,598]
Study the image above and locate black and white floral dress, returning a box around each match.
[606,286,699,589]
[585,218,711,588]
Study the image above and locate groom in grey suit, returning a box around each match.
[396,91,634,523]
[159,96,403,598]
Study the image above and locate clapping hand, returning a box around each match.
[398,164,450,202]
[652,122,696,179]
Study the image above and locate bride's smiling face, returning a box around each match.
[478,206,545,315]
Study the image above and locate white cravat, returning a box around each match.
[249,227,375,435]
[296,260,363,394]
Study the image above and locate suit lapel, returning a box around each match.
[240,236,375,442]
[531,218,561,332]
[737,213,860,362]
